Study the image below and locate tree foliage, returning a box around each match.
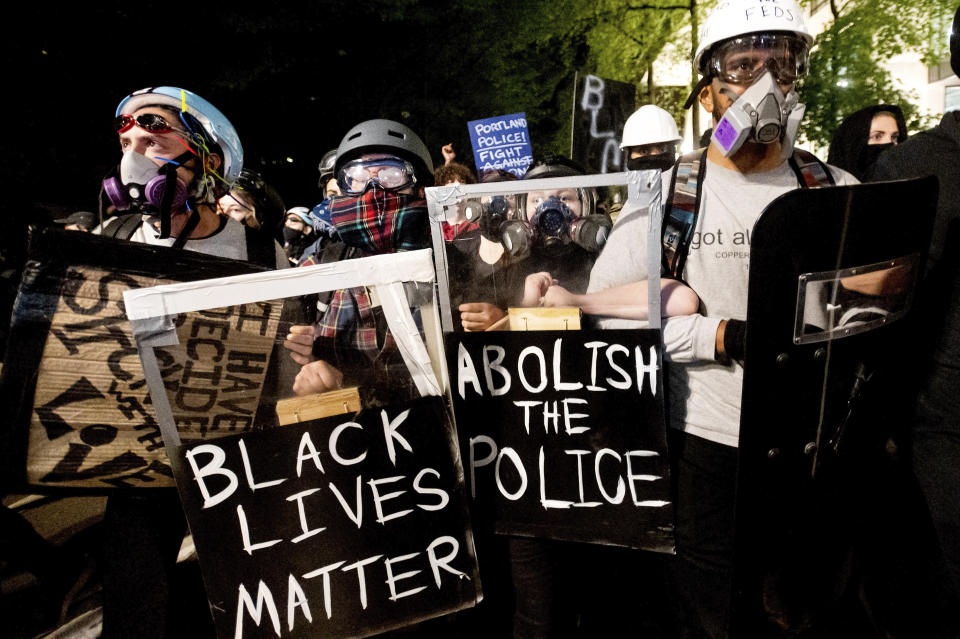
[798,0,954,149]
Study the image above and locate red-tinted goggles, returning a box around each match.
[115,112,178,134]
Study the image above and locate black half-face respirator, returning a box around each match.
[711,70,804,159]
[499,195,611,259]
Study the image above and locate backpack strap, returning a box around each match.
[100,213,145,240]
[662,148,708,280]
[660,147,835,280]
[789,149,835,188]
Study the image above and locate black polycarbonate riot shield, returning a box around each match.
[733,176,938,636]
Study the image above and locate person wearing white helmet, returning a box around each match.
[96,86,285,267]
[621,104,683,172]
[581,2,858,636]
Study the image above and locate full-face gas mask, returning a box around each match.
[500,194,611,259]
[462,194,516,242]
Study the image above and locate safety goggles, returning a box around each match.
[709,34,809,85]
[337,157,416,195]
[115,112,180,134]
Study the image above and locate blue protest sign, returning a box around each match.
[467,112,533,178]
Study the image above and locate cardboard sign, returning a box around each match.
[158,304,283,438]
[0,227,273,491]
[571,74,636,174]
[467,112,534,178]
[169,396,481,639]
[446,330,673,551]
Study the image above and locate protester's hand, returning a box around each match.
[541,285,578,308]
[522,272,557,307]
[284,324,317,366]
[442,143,456,165]
[459,302,506,331]
[293,360,344,396]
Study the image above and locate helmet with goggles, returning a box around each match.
[116,86,243,187]
[695,0,813,82]
[334,119,434,194]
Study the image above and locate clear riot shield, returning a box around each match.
[733,176,939,636]
[123,250,481,639]
[427,172,674,552]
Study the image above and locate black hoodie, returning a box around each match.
[827,104,908,181]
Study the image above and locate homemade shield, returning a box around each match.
[733,176,938,635]
[123,249,480,639]
[428,172,674,551]
[0,226,274,491]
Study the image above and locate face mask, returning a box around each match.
[499,197,610,258]
[102,150,188,213]
[462,195,515,242]
[711,70,804,158]
[627,154,675,172]
[329,182,429,254]
[862,143,894,169]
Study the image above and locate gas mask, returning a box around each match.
[462,195,515,242]
[102,150,188,213]
[711,70,804,159]
[499,196,610,258]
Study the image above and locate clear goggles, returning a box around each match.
[708,33,809,85]
[337,156,416,195]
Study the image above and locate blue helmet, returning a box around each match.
[116,86,244,187]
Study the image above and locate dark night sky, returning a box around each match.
[2,2,512,220]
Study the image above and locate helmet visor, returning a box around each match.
[337,157,416,195]
[709,34,809,85]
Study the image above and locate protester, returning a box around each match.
[283,118,433,404]
[96,87,285,268]
[218,168,287,243]
[281,207,316,264]
[870,4,960,613]
[435,160,477,186]
[91,85,290,639]
[828,104,907,181]
[621,104,683,172]
[580,2,856,636]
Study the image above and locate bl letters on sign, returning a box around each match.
[446,329,674,552]
[571,74,636,174]
[169,396,481,639]
[0,228,273,491]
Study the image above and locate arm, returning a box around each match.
[541,279,699,320]
[458,302,507,331]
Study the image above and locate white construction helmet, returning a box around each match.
[620,105,682,149]
[694,0,813,75]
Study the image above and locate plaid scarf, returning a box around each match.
[328,184,429,255]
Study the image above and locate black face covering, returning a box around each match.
[282,226,303,244]
[627,154,675,172]
[861,143,894,174]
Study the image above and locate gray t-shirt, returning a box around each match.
[590,157,857,447]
